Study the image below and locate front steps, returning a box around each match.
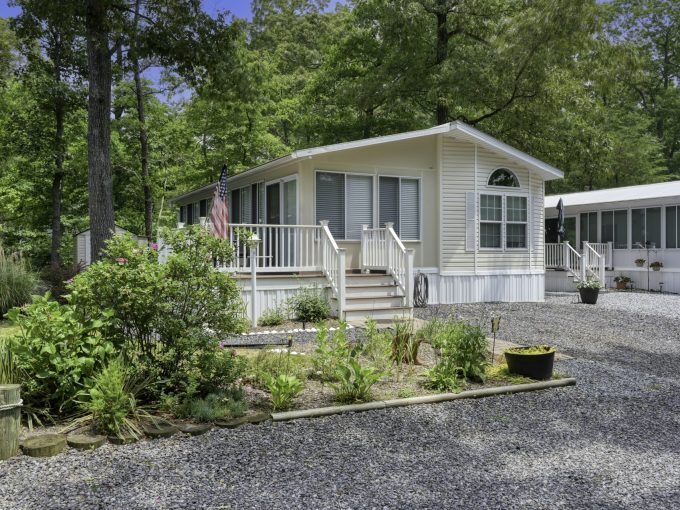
[333,273,413,321]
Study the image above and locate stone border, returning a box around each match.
[271,378,576,421]
[235,324,355,337]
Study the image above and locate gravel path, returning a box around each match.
[2,292,680,509]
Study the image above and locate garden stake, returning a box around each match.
[490,316,501,365]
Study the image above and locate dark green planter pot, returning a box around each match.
[505,347,555,380]
[579,287,599,304]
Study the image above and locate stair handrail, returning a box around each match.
[563,241,581,278]
[583,241,605,284]
[385,223,414,307]
[319,221,345,317]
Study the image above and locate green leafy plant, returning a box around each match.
[504,345,556,355]
[576,277,602,289]
[359,318,393,374]
[613,275,632,284]
[311,321,350,382]
[650,261,663,270]
[0,337,18,384]
[0,246,37,318]
[634,258,646,266]
[7,294,115,414]
[258,307,286,327]
[287,286,330,325]
[265,374,304,411]
[332,358,383,403]
[80,358,151,439]
[390,319,421,365]
[250,347,309,389]
[182,393,247,422]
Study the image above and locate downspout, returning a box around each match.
[474,143,478,275]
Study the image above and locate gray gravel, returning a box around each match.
[2,292,680,509]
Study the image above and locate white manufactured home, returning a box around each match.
[172,122,563,322]
[544,181,680,293]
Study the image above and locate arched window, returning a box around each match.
[488,168,519,187]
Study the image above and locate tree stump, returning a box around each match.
[67,434,107,451]
[21,434,67,458]
[0,384,21,460]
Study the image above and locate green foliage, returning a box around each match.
[6,294,115,413]
[258,307,286,327]
[287,286,330,324]
[331,358,383,404]
[265,374,304,411]
[311,321,350,382]
[390,319,421,365]
[250,348,309,389]
[180,393,247,423]
[425,318,488,390]
[576,278,602,289]
[80,358,149,439]
[68,230,247,399]
[0,246,37,318]
[358,319,393,374]
[504,345,556,355]
[0,337,18,385]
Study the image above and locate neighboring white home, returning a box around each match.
[171,122,563,323]
[544,181,680,293]
[75,225,145,267]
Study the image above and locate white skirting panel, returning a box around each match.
[545,271,578,292]
[547,268,680,294]
[236,276,330,322]
[424,272,545,304]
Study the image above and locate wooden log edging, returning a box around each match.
[0,384,22,460]
[271,378,577,422]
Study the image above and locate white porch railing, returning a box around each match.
[361,223,414,307]
[583,241,606,283]
[588,242,613,269]
[223,223,323,273]
[545,241,608,285]
[319,221,345,317]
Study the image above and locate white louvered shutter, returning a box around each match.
[466,191,477,252]
[379,176,400,233]
[316,172,345,239]
[400,178,420,240]
[346,175,373,240]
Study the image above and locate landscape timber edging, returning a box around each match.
[270,378,576,422]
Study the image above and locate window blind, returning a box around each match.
[400,178,420,240]
[379,176,399,233]
[346,175,373,240]
[316,172,345,239]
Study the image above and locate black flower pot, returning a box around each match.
[579,287,599,304]
[505,347,555,380]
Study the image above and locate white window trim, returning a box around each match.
[314,170,373,241]
[478,191,529,252]
[485,167,522,190]
[377,174,423,242]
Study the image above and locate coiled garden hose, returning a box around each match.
[413,272,429,307]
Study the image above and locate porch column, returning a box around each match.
[405,249,415,307]
[360,224,368,273]
[250,242,258,327]
[337,249,346,319]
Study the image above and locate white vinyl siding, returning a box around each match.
[379,176,421,240]
[346,175,373,240]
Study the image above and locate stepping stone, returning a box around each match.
[142,423,179,439]
[107,434,139,445]
[176,423,212,436]
[214,412,271,429]
[21,433,67,458]
[66,434,107,451]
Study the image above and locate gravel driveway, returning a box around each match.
[2,292,680,509]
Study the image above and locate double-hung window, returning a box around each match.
[316,171,373,240]
[479,194,527,249]
[378,176,421,240]
[632,207,661,248]
[666,206,679,249]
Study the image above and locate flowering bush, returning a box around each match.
[575,278,602,290]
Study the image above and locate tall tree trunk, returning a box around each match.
[132,0,153,242]
[50,40,65,270]
[86,0,115,261]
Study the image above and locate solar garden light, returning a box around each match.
[490,316,501,364]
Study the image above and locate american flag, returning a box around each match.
[210,164,230,239]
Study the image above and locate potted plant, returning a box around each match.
[650,261,663,272]
[634,258,645,268]
[504,345,556,380]
[613,275,632,290]
[576,277,601,304]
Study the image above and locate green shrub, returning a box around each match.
[265,374,303,411]
[0,337,18,384]
[250,348,309,389]
[287,287,330,324]
[258,307,286,327]
[81,358,149,438]
[390,319,421,365]
[425,318,488,389]
[332,358,383,403]
[183,393,247,422]
[7,294,115,414]
[67,229,248,399]
[0,246,37,318]
[359,319,393,374]
[311,322,350,382]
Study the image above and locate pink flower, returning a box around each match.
[219,341,226,350]
[150,243,158,251]
[115,257,128,265]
